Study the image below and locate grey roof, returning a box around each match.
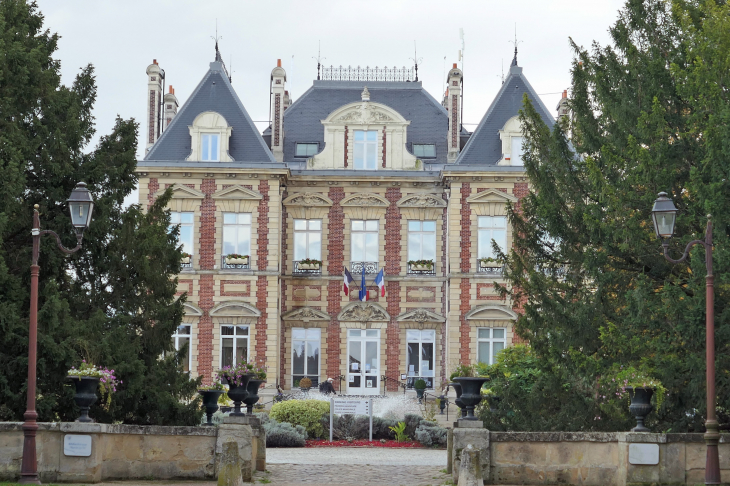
[456,64,555,165]
[144,62,275,163]
[282,80,448,163]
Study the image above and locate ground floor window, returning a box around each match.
[171,324,192,372]
[406,329,435,389]
[292,328,320,387]
[477,327,506,365]
[221,325,249,368]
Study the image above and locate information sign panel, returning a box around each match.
[332,399,370,415]
[64,434,92,457]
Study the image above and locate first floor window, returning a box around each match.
[202,133,220,161]
[407,220,436,261]
[353,130,377,170]
[292,328,321,387]
[294,219,322,261]
[223,213,252,257]
[477,216,507,259]
[477,328,506,365]
[221,325,249,368]
[351,220,379,262]
[406,329,435,388]
[169,212,194,256]
[171,324,192,372]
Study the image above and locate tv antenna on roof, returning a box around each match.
[313,41,326,80]
[410,41,423,81]
[211,20,223,62]
[508,23,522,66]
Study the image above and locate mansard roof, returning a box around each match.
[282,80,448,163]
[144,61,275,163]
[456,64,555,166]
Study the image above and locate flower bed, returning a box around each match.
[305,439,424,448]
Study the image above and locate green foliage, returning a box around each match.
[496,0,730,432]
[0,1,201,425]
[388,421,409,442]
[414,422,447,447]
[269,399,330,438]
[611,364,667,411]
[449,364,475,381]
[407,259,433,268]
[298,377,312,388]
[262,417,307,447]
[413,379,427,390]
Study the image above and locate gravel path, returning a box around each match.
[266,446,447,466]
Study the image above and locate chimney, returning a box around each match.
[145,60,164,151]
[164,85,179,129]
[446,63,463,163]
[283,90,292,110]
[270,59,286,162]
[556,89,570,124]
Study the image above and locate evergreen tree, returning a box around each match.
[498,0,730,432]
[0,0,201,424]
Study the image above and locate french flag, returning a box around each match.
[343,268,354,295]
[358,267,368,302]
[374,269,385,297]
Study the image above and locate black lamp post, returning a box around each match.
[650,192,720,485]
[20,182,94,484]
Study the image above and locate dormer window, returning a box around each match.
[201,133,220,161]
[187,111,233,162]
[510,136,524,165]
[354,130,377,170]
[498,116,525,166]
[295,143,319,157]
[413,144,436,158]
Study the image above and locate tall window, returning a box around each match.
[511,136,524,165]
[221,325,249,368]
[477,328,506,365]
[201,133,220,161]
[294,220,322,260]
[406,330,435,388]
[407,221,436,261]
[292,328,321,387]
[169,212,194,256]
[351,220,378,262]
[223,213,252,256]
[171,324,192,372]
[353,130,377,170]
[477,216,507,259]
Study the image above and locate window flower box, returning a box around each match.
[408,260,434,271]
[181,253,192,264]
[479,258,502,269]
[225,254,249,265]
[298,259,322,270]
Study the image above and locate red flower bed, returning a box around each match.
[306,439,424,448]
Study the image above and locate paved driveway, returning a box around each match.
[267,446,447,466]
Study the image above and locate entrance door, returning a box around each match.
[347,329,380,395]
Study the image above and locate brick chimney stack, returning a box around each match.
[164,85,179,130]
[145,59,164,152]
[556,89,570,122]
[270,59,287,162]
[446,63,463,163]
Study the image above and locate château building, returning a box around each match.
[137,47,560,395]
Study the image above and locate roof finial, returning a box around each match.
[313,41,326,80]
[211,20,223,62]
[361,86,370,102]
[509,23,522,67]
[410,40,423,81]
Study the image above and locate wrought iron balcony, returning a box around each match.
[221,255,251,270]
[350,261,378,275]
[181,256,193,269]
[407,262,436,276]
[293,260,322,275]
[477,259,504,277]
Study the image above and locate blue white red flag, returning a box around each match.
[358,267,368,302]
[374,269,385,297]
[343,268,354,295]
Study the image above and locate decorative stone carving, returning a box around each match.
[338,303,389,322]
[397,194,447,208]
[340,193,389,207]
[283,193,333,207]
[212,185,264,200]
[156,183,205,200]
[361,86,370,101]
[396,309,446,323]
[465,305,518,321]
[337,111,362,122]
[281,307,330,322]
[466,188,518,204]
[209,301,261,318]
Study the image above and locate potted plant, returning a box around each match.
[408,259,434,271]
[198,380,226,426]
[613,365,667,432]
[67,361,119,423]
[243,365,267,415]
[181,252,192,264]
[225,253,249,265]
[413,378,427,402]
[216,362,256,416]
[299,258,322,270]
[479,256,502,269]
[299,376,312,393]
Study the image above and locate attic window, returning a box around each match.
[413,144,436,158]
[295,143,319,157]
[202,134,220,161]
[187,111,233,163]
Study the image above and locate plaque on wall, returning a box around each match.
[64,434,92,457]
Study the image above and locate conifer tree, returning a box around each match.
[0,0,201,424]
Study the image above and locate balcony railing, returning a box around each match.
[293,260,322,275]
[351,261,379,275]
[477,259,504,277]
[181,260,193,269]
[221,255,251,270]
[407,262,436,276]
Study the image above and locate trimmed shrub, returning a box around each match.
[263,417,307,447]
[270,399,330,438]
[404,413,423,439]
[415,422,447,447]
[371,416,398,440]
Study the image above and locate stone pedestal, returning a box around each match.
[451,426,489,484]
[216,421,254,482]
[458,444,483,486]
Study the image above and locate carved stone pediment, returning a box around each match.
[396,309,446,323]
[323,101,408,126]
[212,185,264,200]
[337,110,362,122]
[466,188,518,204]
[281,307,330,322]
[396,194,447,208]
[209,301,261,318]
[183,303,203,317]
[283,193,333,207]
[157,183,205,200]
[465,305,517,321]
[337,302,390,322]
[340,193,389,207]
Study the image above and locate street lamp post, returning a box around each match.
[19,182,94,485]
[650,192,720,485]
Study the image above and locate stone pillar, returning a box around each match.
[216,417,256,483]
[457,444,483,486]
[145,60,163,151]
[446,64,463,163]
[451,422,489,484]
[270,60,286,162]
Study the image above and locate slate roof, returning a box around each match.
[144,61,275,163]
[456,64,555,165]
[282,80,448,163]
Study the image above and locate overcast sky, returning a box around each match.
[36,0,626,204]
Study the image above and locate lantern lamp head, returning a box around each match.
[66,182,94,236]
[651,192,678,239]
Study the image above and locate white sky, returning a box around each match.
[37,0,625,205]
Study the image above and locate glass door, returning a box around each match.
[347,329,380,395]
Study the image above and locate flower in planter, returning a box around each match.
[198,379,226,391]
[299,258,322,267]
[216,361,256,387]
[227,253,248,260]
[407,259,434,269]
[479,257,502,265]
[67,360,120,410]
[181,252,192,258]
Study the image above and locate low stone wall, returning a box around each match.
[0,421,264,483]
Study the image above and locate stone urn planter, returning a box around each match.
[627,386,654,432]
[225,256,249,266]
[199,389,225,426]
[243,379,266,415]
[67,376,100,423]
[415,387,426,402]
[454,377,490,420]
[450,382,467,418]
[223,374,254,416]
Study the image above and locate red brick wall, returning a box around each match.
[326,187,345,388]
[199,179,217,270]
[280,188,288,387]
[147,178,159,209]
[512,182,530,344]
[459,278,471,365]
[384,188,402,391]
[197,179,217,383]
[255,275,268,366]
[256,180,270,271]
[460,183,471,273]
[254,181,270,367]
[459,183,472,364]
